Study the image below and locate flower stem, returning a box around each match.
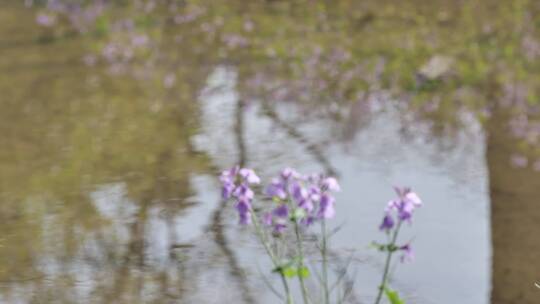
[321,219,330,304]
[374,221,402,304]
[280,273,294,304]
[294,221,310,304]
[250,211,293,304]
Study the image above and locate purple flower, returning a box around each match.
[233,184,254,200]
[280,167,298,180]
[301,215,316,226]
[322,177,340,192]
[387,187,422,222]
[298,199,314,212]
[239,212,251,225]
[393,199,415,221]
[291,182,308,203]
[221,181,235,200]
[273,222,287,234]
[399,244,414,263]
[236,199,250,213]
[318,193,335,219]
[220,166,259,201]
[393,186,422,207]
[239,168,261,184]
[308,185,321,198]
[235,199,251,225]
[220,166,259,225]
[273,204,289,218]
[405,192,422,208]
[379,214,395,231]
[220,166,239,184]
[262,212,273,226]
[266,179,287,199]
[375,187,422,267]
[220,166,340,228]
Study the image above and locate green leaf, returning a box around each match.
[388,244,399,252]
[384,287,405,304]
[369,241,385,251]
[298,266,310,278]
[282,266,297,278]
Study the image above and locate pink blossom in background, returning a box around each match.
[510,154,528,168]
[36,13,56,27]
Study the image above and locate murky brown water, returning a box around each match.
[0,1,539,303]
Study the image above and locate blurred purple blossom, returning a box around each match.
[163,73,176,89]
[262,212,273,226]
[220,166,339,229]
[36,13,56,27]
[236,199,251,225]
[221,181,235,200]
[281,167,299,180]
[385,187,422,222]
[239,168,261,184]
[273,204,289,218]
[322,177,340,192]
[298,197,314,213]
[510,154,528,168]
[318,193,335,219]
[243,20,254,32]
[291,182,308,203]
[267,168,340,223]
[399,244,414,263]
[219,166,260,225]
[265,178,287,199]
[131,34,149,48]
[273,222,287,234]
[379,214,395,231]
[233,184,254,201]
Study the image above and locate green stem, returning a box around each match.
[294,221,310,304]
[374,221,402,304]
[321,219,330,304]
[279,274,294,304]
[250,211,293,304]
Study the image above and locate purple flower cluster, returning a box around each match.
[220,167,340,232]
[380,186,422,231]
[34,0,105,33]
[263,168,340,233]
[379,186,422,263]
[220,166,261,225]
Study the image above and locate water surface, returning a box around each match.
[0,2,539,303]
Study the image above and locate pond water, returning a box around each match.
[0,2,539,304]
